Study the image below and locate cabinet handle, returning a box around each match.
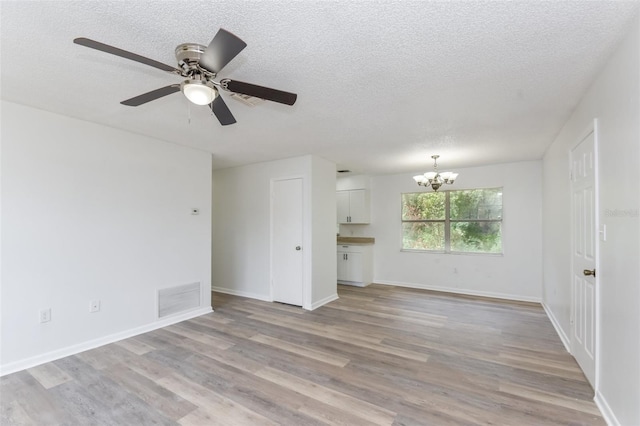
[346,253,348,260]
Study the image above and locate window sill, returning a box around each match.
[400,249,503,257]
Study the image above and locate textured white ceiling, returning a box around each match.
[1,1,638,174]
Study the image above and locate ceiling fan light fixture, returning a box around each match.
[182,80,218,105]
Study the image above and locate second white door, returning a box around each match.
[570,129,597,387]
[272,178,304,306]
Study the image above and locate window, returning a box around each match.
[402,188,503,254]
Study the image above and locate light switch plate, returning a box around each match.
[40,308,51,323]
[600,224,607,241]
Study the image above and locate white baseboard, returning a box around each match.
[211,286,271,302]
[211,286,337,312]
[595,390,620,426]
[375,280,541,303]
[541,302,571,353]
[309,293,339,311]
[0,306,212,377]
[338,280,367,287]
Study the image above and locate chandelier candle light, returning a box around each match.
[413,155,458,191]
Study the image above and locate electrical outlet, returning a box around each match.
[90,300,100,313]
[40,308,51,323]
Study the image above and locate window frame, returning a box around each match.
[401,187,503,255]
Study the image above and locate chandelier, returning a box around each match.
[413,155,458,191]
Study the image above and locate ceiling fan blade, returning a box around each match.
[223,79,297,106]
[211,95,236,126]
[74,38,181,74]
[121,85,181,106]
[199,28,247,74]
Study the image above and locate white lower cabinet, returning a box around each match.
[337,244,372,286]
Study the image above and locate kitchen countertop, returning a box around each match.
[337,236,375,245]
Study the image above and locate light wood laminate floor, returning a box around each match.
[1,284,603,425]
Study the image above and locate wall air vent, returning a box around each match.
[158,282,201,318]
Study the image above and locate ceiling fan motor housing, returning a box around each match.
[175,43,214,77]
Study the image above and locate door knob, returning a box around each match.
[295,246,301,251]
[583,269,596,277]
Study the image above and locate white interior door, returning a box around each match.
[571,130,597,387]
[272,178,303,306]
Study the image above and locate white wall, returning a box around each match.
[542,14,639,426]
[336,174,371,191]
[310,156,339,308]
[212,155,336,310]
[341,162,542,302]
[1,101,212,374]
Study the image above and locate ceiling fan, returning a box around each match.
[73,28,297,126]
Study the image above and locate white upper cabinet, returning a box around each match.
[336,189,370,224]
[337,191,351,224]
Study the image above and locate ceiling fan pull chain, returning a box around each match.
[188,101,191,124]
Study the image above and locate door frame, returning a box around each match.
[569,118,600,390]
[269,175,308,308]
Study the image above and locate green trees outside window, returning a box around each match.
[401,188,503,254]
